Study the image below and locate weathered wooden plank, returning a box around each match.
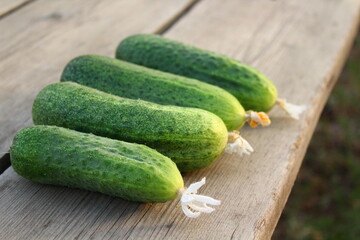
[0,0,359,240]
[0,0,32,17]
[160,0,360,239]
[0,0,197,156]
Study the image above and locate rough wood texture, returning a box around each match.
[0,0,196,156]
[0,0,359,239]
[0,0,32,17]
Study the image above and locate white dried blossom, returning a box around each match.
[276,98,306,120]
[225,131,254,156]
[178,178,221,218]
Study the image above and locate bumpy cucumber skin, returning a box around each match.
[60,55,245,130]
[32,82,228,172]
[10,126,184,202]
[116,34,278,112]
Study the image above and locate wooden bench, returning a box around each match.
[1,0,359,239]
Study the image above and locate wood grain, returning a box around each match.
[0,0,197,156]
[0,0,32,17]
[0,0,359,239]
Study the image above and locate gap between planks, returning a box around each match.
[155,0,202,35]
[0,0,35,19]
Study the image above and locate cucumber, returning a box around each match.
[10,126,220,217]
[116,34,278,112]
[10,125,183,203]
[61,55,245,131]
[32,82,228,172]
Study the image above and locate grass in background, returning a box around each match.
[273,34,360,240]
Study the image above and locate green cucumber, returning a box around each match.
[32,82,228,172]
[10,125,183,203]
[60,55,245,131]
[116,34,278,112]
[10,125,221,217]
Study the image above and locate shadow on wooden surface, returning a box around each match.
[0,154,10,175]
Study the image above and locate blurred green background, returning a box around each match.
[273,34,360,239]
